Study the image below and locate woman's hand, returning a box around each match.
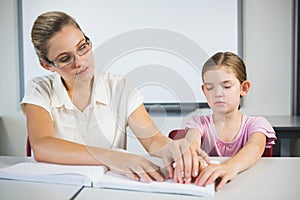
[162,138,210,184]
[101,150,165,183]
[127,105,210,184]
[194,162,239,190]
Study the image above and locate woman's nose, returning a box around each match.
[73,54,85,68]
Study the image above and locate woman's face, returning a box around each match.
[45,25,95,85]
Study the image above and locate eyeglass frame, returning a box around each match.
[45,36,92,69]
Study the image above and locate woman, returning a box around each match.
[20,11,206,184]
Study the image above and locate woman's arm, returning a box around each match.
[25,104,164,182]
[128,105,208,183]
[194,132,266,189]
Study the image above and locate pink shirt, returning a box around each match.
[186,115,276,157]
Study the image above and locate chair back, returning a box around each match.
[26,137,31,157]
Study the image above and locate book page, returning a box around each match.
[92,155,217,197]
[94,171,214,197]
[0,162,108,186]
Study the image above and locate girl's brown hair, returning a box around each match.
[202,52,247,84]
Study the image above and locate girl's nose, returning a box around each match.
[215,86,224,97]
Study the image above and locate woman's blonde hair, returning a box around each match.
[31,11,82,62]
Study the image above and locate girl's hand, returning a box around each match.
[162,138,210,184]
[194,163,239,190]
[102,150,165,183]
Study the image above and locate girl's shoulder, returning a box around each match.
[187,115,213,127]
[242,115,274,133]
[190,115,212,121]
[243,115,272,126]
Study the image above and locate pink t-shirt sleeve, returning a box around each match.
[245,116,277,148]
[185,115,211,136]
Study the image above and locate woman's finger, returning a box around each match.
[162,156,174,179]
[197,148,210,164]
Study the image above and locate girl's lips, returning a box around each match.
[214,101,226,105]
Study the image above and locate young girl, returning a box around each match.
[20,11,201,184]
[185,52,276,189]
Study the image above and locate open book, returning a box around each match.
[0,161,215,197]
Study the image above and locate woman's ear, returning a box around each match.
[40,60,55,73]
[240,80,250,96]
[201,84,205,93]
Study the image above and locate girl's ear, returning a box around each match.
[40,60,55,73]
[240,80,251,96]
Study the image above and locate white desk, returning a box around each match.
[215,157,300,200]
[0,157,299,200]
[75,157,300,200]
[0,156,82,200]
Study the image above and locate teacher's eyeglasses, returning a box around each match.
[46,37,92,69]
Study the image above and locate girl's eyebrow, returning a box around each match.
[223,79,239,86]
[204,80,233,85]
[223,80,234,84]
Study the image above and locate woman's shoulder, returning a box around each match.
[28,74,56,84]
[26,74,57,89]
[94,71,128,83]
[94,71,136,91]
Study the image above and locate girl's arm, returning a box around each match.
[195,132,266,189]
[129,106,208,184]
[25,104,164,182]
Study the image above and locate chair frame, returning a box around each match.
[26,137,31,157]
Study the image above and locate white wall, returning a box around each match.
[242,0,293,115]
[0,0,294,156]
[0,0,27,155]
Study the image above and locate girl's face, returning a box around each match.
[41,25,95,85]
[202,66,249,114]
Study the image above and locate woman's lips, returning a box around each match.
[76,66,88,75]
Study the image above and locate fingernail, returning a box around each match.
[185,177,191,184]
[193,171,198,177]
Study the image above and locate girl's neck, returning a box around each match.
[212,110,243,142]
[212,110,242,126]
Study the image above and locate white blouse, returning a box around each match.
[20,71,144,149]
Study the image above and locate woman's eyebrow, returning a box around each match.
[54,38,86,59]
[75,38,86,47]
